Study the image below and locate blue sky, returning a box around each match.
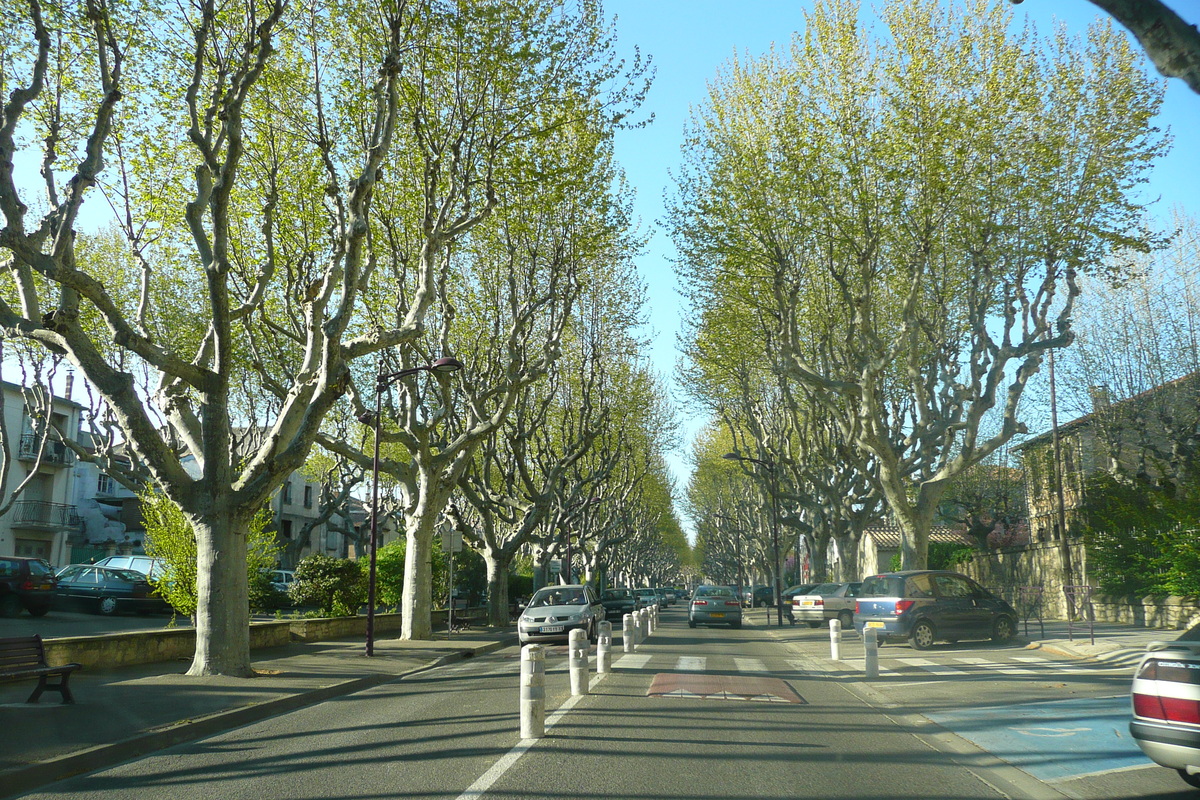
[605,0,1200,506]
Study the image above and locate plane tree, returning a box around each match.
[672,0,1167,569]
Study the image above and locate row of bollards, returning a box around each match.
[828,618,880,679]
[521,606,658,739]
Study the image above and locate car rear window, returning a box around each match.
[28,560,52,577]
[860,576,906,597]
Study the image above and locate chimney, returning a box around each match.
[1089,384,1110,412]
[64,370,74,400]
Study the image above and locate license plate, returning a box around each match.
[710,612,725,618]
[866,621,885,629]
[539,625,564,633]
[801,600,816,607]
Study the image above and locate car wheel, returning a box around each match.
[1178,769,1200,789]
[806,621,820,629]
[0,594,23,617]
[992,615,1015,643]
[97,596,119,615]
[911,620,936,650]
[688,618,696,628]
[838,610,853,628]
[28,604,51,617]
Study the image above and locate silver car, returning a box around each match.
[1130,628,1200,789]
[518,584,605,646]
[793,581,862,628]
[687,584,742,629]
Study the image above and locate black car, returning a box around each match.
[744,586,776,607]
[0,556,56,617]
[55,564,167,615]
[600,588,637,618]
[854,570,1017,650]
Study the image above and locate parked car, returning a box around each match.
[600,588,636,618]
[517,584,606,646]
[54,564,168,615]
[269,569,295,593]
[853,570,1017,650]
[781,583,819,623]
[687,584,743,629]
[0,555,56,617]
[1130,626,1200,789]
[793,581,863,628]
[744,585,775,608]
[93,555,167,581]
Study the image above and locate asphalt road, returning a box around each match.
[13,605,1199,799]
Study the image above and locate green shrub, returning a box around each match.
[290,554,367,616]
[141,487,280,617]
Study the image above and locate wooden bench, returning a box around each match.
[0,634,81,704]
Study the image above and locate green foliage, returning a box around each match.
[1082,472,1200,596]
[142,488,280,616]
[290,554,367,617]
[375,540,407,610]
[888,541,974,572]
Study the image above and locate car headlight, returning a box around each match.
[520,614,534,624]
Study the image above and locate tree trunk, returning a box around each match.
[484,550,512,628]
[187,510,253,677]
[401,514,436,640]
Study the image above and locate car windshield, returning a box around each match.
[698,587,732,598]
[29,560,53,577]
[530,588,585,607]
[603,590,631,600]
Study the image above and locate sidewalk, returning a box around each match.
[0,628,517,799]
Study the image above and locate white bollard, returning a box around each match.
[569,628,589,696]
[597,620,613,673]
[829,617,842,661]
[520,644,545,738]
[864,627,879,679]
[623,613,636,652]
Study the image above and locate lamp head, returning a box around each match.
[430,357,464,374]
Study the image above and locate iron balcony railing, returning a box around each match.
[11,501,81,529]
[17,434,76,466]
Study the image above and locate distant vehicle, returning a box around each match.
[687,584,742,629]
[633,587,659,609]
[517,584,605,646]
[662,588,678,606]
[269,569,295,593]
[600,588,636,618]
[0,556,56,617]
[93,555,167,581]
[55,564,167,615]
[744,586,775,608]
[854,570,1017,650]
[1130,626,1200,789]
[793,582,862,628]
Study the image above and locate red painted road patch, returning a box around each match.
[648,673,805,704]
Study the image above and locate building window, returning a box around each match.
[283,481,293,505]
[98,474,116,495]
[282,520,293,540]
[303,485,313,509]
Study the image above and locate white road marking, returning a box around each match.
[735,658,765,673]
[615,653,651,669]
[895,657,968,676]
[676,656,706,671]
[953,657,1035,676]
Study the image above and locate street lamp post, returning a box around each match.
[724,452,784,626]
[360,356,463,657]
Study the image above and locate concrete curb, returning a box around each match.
[0,640,508,800]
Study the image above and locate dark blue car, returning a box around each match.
[853,570,1017,650]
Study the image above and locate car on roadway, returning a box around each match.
[269,569,295,593]
[781,583,819,624]
[687,584,743,629]
[662,587,678,606]
[633,587,660,609]
[54,564,168,615]
[517,584,605,646]
[853,570,1017,650]
[793,581,862,629]
[1130,626,1200,789]
[600,588,637,618]
[0,555,56,617]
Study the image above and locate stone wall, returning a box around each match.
[41,610,468,670]
[959,540,1200,630]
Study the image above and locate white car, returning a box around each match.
[1130,628,1200,789]
[269,569,295,593]
[518,584,605,646]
